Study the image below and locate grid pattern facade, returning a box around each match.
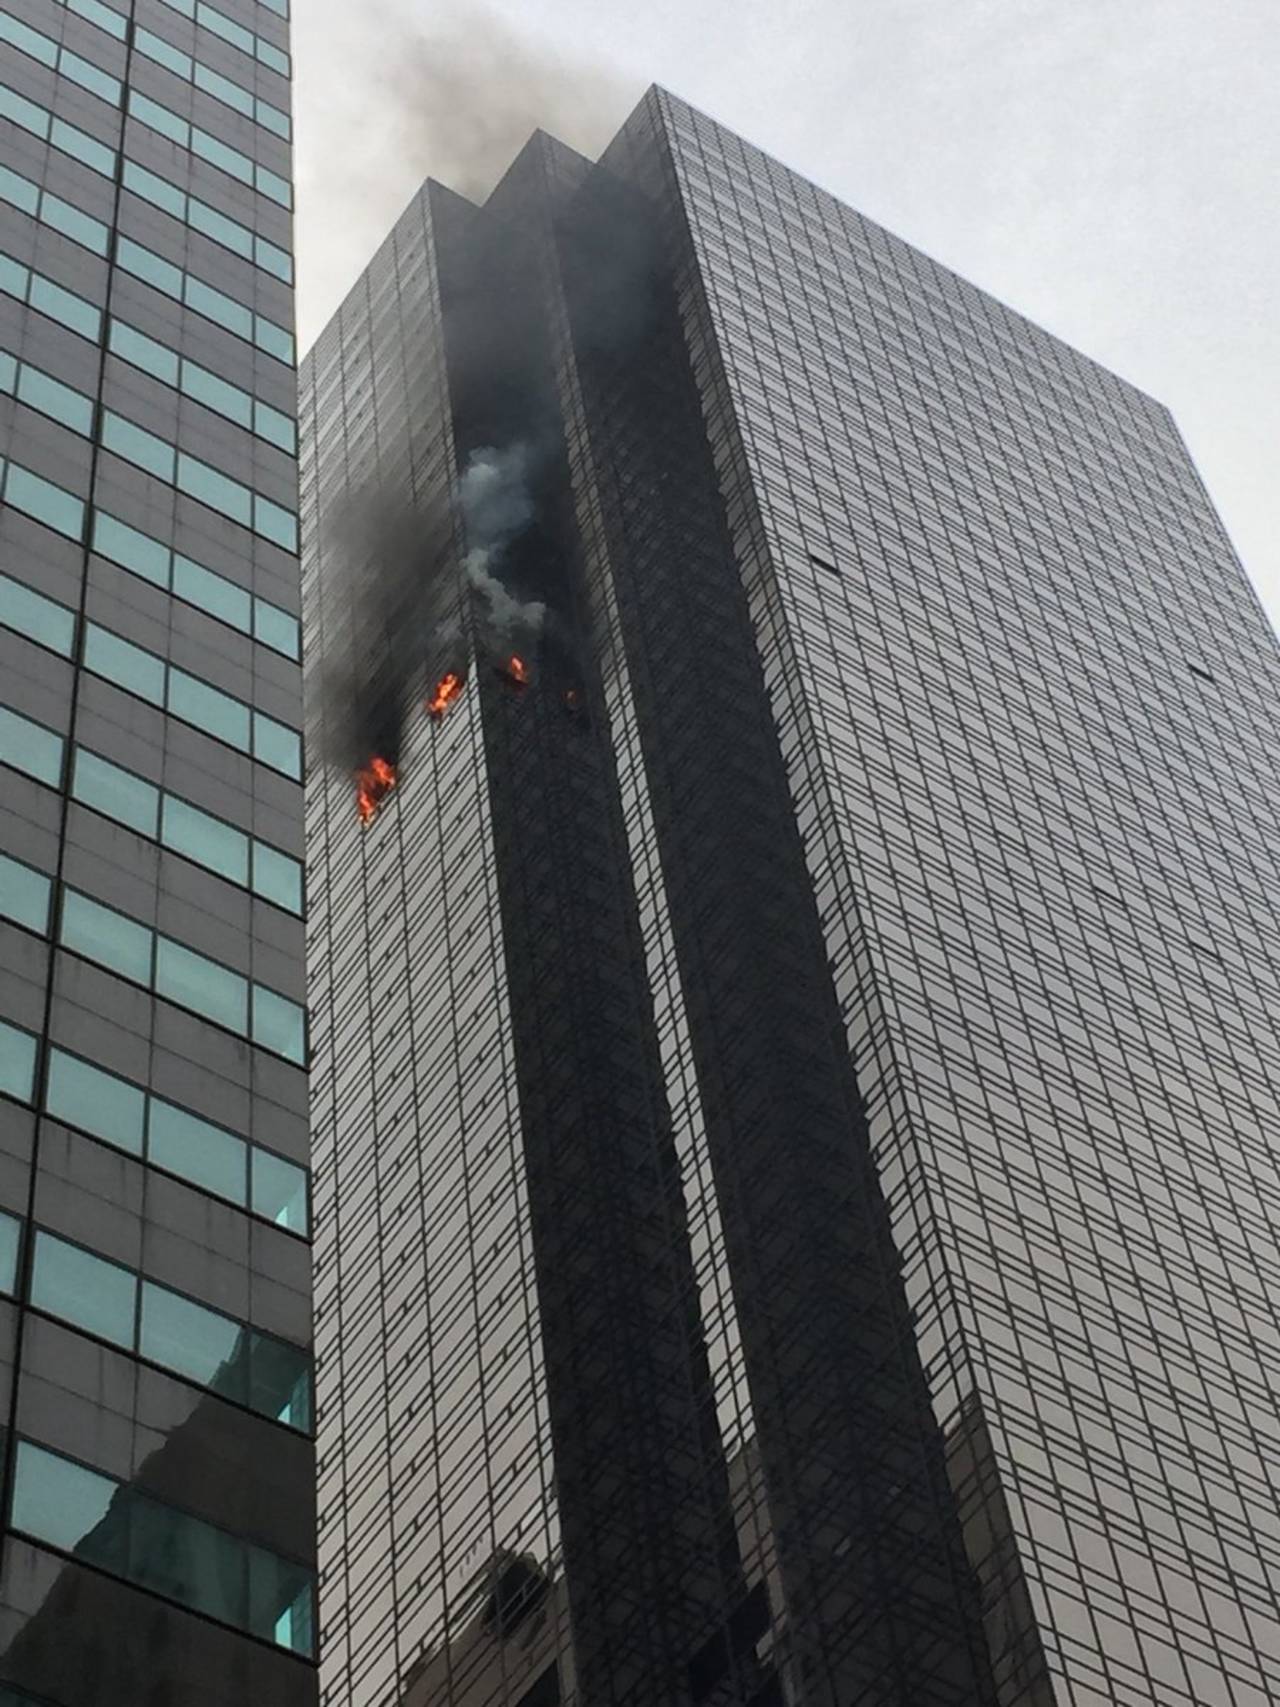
[0,0,313,1703]
[303,86,1280,1707]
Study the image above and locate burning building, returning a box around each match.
[302,87,1280,1707]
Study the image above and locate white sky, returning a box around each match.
[293,0,1278,628]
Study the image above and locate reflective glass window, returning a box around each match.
[32,1232,138,1347]
[0,83,50,138]
[252,712,300,778]
[253,401,295,453]
[253,600,299,659]
[0,704,64,786]
[194,61,252,115]
[185,275,252,339]
[110,319,179,384]
[255,166,290,208]
[60,890,153,984]
[254,315,293,364]
[11,1442,116,1554]
[0,1210,20,1294]
[251,984,305,1063]
[46,1048,145,1153]
[176,453,251,525]
[93,510,170,587]
[0,161,39,213]
[3,463,85,538]
[72,748,160,836]
[130,91,189,146]
[84,624,167,705]
[182,360,251,426]
[0,572,76,656]
[28,275,101,341]
[251,1147,307,1234]
[42,191,109,254]
[0,852,52,934]
[49,119,115,177]
[192,129,251,185]
[253,496,297,552]
[16,365,93,434]
[189,196,252,258]
[155,936,247,1032]
[168,670,250,749]
[116,236,182,299]
[69,0,129,37]
[122,158,185,218]
[149,1098,246,1203]
[252,842,302,914]
[173,556,251,630]
[0,1019,36,1103]
[254,236,291,283]
[136,27,191,77]
[0,16,56,67]
[256,99,289,140]
[195,3,254,53]
[101,411,176,481]
[140,1282,247,1401]
[162,794,249,885]
[250,1332,311,1431]
[61,50,121,104]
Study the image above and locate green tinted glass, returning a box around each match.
[32,1232,138,1347]
[46,1048,145,1153]
[149,1098,246,1203]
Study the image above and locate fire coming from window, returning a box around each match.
[427,671,466,721]
[355,755,397,824]
[498,655,529,687]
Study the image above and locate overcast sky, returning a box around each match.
[293,0,1278,628]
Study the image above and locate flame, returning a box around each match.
[355,755,397,824]
[427,671,465,721]
[507,655,529,685]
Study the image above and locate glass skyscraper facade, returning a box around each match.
[0,0,313,1702]
[302,87,1280,1707]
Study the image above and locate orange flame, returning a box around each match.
[427,671,465,721]
[355,755,397,824]
[507,655,529,684]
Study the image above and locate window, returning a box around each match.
[253,497,297,552]
[0,1019,36,1103]
[129,90,188,146]
[155,937,248,1033]
[185,275,251,340]
[92,510,169,587]
[28,273,101,340]
[61,49,120,104]
[67,0,129,39]
[0,572,76,656]
[0,1209,20,1294]
[252,842,302,914]
[140,1282,245,1394]
[10,1441,315,1654]
[41,190,109,254]
[0,851,52,934]
[3,462,85,538]
[251,985,305,1064]
[176,453,252,526]
[60,890,153,984]
[161,795,249,886]
[148,1098,245,1203]
[167,670,251,750]
[252,711,301,779]
[16,364,94,434]
[182,359,251,427]
[117,235,182,300]
[48,117,115,177]
[253,600,299,660]
[109,319,179,385]
[254,401,296,453]
[173,556,251,629]
[136,27,191,77]
[0,704,64,787]
[72,748,160,837]
[101,411,175,481]
[84,624,167,705]
[46,1048,145,1154]
[31,1233,137,1347]
[45,1047,307,1231]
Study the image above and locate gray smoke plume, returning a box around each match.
[296,3,637,349]
[460,445,546,645]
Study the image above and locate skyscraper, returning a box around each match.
[0,1,313,1703]
[302,87,1280,1707]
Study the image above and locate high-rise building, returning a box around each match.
[302,86,1280,1707]
[0,1,313,1703]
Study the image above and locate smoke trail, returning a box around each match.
[460,445,547,648]
[295,2,637,350]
